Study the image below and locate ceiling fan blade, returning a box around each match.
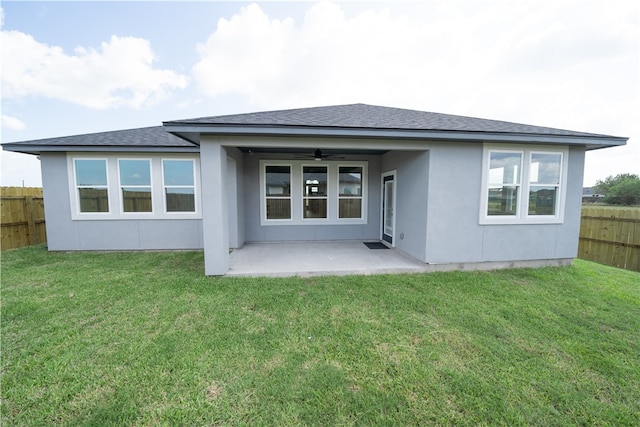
[293,149,345,160]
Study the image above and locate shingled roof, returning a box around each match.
[3,104,627,155]
[166,103,607,137]
[2,126,197,155]
[163,104,626,149]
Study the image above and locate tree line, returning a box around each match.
[593,173,640,206]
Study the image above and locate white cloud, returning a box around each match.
[193,3,296,104]
[0,150,41,187]
[192,2,429,109]
[1,31,188,109]
[192,1,639,185]
[193,1,638,116]
[1,114,26,131]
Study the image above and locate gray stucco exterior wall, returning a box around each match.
[40,153,203,251]
[226,147,246,249]
[547,146,585,257]
[424,143,484,263]
[200,142,229,275]
[381,150,430,262]
[423,143,585,264]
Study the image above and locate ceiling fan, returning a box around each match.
[294,149,345,161]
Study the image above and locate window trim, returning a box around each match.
[118,158,153,215]
[261,161,294,223]
[301,164,329,221]
[68,154,201,220]
[526,151,564,219]
[260,160,368,226]
[161,158,198,215]
[480,145,568,225]
[73,158,111,215]
[485,149,523,218]
[337,164,366,221]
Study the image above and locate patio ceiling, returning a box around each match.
[236,147,389,156]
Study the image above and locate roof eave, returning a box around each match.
[2,144,201,155]
[163,124,628,150]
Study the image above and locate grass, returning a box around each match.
[1,246,639,426]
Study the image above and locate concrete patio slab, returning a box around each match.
[227,241,426,277]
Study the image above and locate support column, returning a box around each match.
[200,141,229,275]
[227,157,239,249]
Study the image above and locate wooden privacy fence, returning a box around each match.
[1,187,47,250]
[578,206,640,272]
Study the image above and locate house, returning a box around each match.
[582,186,605,203]
[2,104,627,275]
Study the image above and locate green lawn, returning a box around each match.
[2,246,639,426]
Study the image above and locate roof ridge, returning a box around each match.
[163,103,620,139]
[165,103,368,124]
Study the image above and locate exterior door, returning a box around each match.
[382,172,396,245]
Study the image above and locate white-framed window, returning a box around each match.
[162,159,196,213]
[68,154,200,220]
[74,158,110,213]
[118,159,153,213]
[487,150,522,217]
[302,165,328,219]
[338,166,364,219]
[480,145,567,224]
[264,165,292,220]
[527,152,563,216]
[260,160,368,225]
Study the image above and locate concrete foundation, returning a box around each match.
[227,241,574,277]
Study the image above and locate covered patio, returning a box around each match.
[227,241,426,277]
[226,241,573,277]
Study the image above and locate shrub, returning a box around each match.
[595,173,640,206]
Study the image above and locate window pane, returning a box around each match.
[266,166,291,196]
[339,199,362,219]
[164,160,194,186]
[303,166,327,197]
[339,167,362,196]
[530,153,561,185]
[122,187,152,213]
[78,188,109,212]
[75,159,107,186]
[488,186,518,216]
[303,199,327,219]
[165,188,195,212]
[266,199,291,219]
[119,160,151,186]
[489,152,521,185]
[528,186,557,215]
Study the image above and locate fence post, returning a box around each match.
[24,196,38,246]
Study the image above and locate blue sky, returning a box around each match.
[1,0,639,187]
